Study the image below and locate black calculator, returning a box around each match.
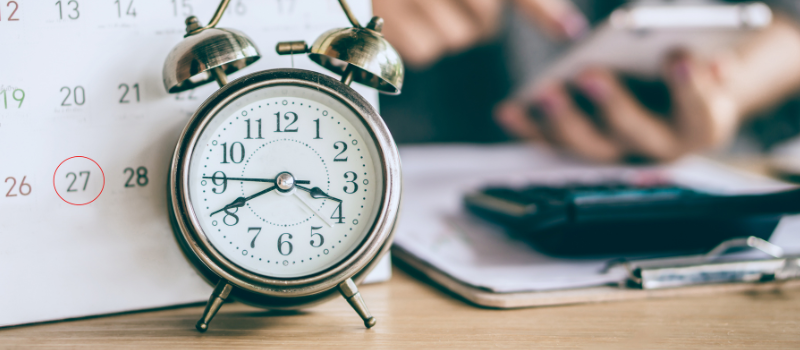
[464,182,800,256]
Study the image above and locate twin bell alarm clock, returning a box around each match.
[161,0,403,332]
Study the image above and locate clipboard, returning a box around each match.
[392,237,800,309]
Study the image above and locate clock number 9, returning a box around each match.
[278,233,293,256]
[343,171,358,194]
[310,226,323,248]
[210,171,226,193]
[0,89,24,109]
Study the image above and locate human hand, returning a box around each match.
[495,18,800,163]
[495,52,740,162]
[373,0,587,68]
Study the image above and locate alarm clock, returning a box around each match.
[162,0,403,332]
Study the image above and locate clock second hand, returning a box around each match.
[210,185,277,216]
[292,192,335,227]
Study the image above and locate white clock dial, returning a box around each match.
[188,85,384,278]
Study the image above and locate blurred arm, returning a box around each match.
[726,16,800,117]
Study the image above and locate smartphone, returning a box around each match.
[531,2,772,87]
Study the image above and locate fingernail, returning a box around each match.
[672,60,691,82]
[577,75,609,102]
[560,12,589,40]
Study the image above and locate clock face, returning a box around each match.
[187,84,384,278]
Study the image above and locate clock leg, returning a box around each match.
[195,280,233,332]
[338,278,376,329]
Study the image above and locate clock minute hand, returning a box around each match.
[202,176,310,185]
[210,185,277,216]
[296,185,342,202]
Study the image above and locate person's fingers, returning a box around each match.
[373,0,446,68]
[533,85,622,162]
[663,52,740,151]
[410,0,483,54]
[576,69,681,160]
[511,0,588,40]
[494,101,542,140]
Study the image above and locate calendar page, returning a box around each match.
[0,0,390,327]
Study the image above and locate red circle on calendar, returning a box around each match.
[53,156,106,206]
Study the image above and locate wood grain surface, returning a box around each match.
[2,265,799,349]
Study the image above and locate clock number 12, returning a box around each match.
[274,111,298,132]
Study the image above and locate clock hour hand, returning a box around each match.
[210,185,277,216]
[296,185,342,202]
[202,175,310,185]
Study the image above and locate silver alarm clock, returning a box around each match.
[161,0,403,332]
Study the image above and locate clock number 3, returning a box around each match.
[343,171,358,194]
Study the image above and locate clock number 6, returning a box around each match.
[343,171,358,194]
[278,233,293,256]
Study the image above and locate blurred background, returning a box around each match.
[374,0,800,168]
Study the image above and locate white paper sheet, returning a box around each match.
[0,0,390,328]
[394,144,800,293]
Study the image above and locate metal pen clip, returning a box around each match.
[603,236,800,289]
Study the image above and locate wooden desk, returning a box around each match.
[2,265,799,349]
